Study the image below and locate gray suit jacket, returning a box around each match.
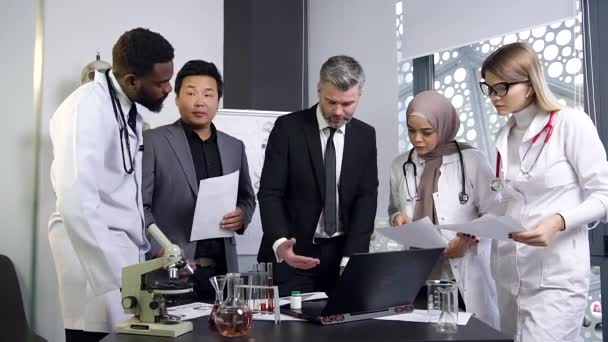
[142,120,256,272]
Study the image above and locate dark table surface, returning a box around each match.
[101,315,512,342]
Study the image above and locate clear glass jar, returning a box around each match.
[426,279,458,333]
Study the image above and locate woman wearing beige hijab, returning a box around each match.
[388,90,501,329]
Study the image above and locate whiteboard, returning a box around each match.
[214,109,288,255]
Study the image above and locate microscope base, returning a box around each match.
[116,317,193,337]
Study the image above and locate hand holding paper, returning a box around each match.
[510,214,563,246]
[392,212,411,226]
[222,207,245,231]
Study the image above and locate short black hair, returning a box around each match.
[174,60,224,98]
[112,27,174,77]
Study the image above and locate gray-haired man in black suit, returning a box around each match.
[257,55,378,296]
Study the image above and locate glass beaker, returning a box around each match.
[208,275,227,328]
[426,280,458,333]
[214,273,253,337]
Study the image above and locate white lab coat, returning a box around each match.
[389,148,501,330]
[48,70,149,332]
[492,107,608,342]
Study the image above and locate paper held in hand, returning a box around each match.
[377,215,526,246]
[438,215,526,241]
[190,171,239,241]
[376,217,447,249]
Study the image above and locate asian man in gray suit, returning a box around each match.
[142,60,256,301]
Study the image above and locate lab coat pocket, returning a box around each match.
[109,233,140,274]
[108,227,134,249]
[542,161,577,189]
[540,239,581,289]
[540,251,567,288]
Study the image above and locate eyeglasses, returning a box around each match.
[479,80,529,97]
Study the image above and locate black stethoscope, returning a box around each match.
[490,111,556,192]
[105,69,135,174]
[402,141,469,205]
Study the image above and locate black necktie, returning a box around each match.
[127,103,137,133]
[324,127,337,236]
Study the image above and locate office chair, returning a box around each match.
[0,254,47,342]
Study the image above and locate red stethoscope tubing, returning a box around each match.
[495,111,556,178]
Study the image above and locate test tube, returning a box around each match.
[266,262,274,312]
[258,263,267,311]
[249,264,259,311]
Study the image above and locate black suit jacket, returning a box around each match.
[257,105,378,262]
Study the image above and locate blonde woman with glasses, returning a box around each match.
[480,42,608,341]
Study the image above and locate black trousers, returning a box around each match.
[65,329,107,342]
[191,239,228,303]
[275,236,345,297]
[191,264,225,303]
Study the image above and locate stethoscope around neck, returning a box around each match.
[105,69,135,174]
[490,111,556,192]
[402,140,469,205]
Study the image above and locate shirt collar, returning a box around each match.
[108,69,135,113]
[316,104,346,134]
[181,120,218,142]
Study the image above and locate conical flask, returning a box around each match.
[208,275,227,328]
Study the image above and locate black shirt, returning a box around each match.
[183,122,223,181]
[182,121,225,261]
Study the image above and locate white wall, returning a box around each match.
[33,1,224,341]
[308,0,400,220]
[0,0,37,324]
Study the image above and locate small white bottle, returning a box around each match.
[290,290,302,309]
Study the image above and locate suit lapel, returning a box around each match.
[304,106,325,201]
[217,129,229,176]
[165,121,198,195]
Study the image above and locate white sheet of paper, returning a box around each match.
[377,217,447,249]
[374,309,472,325]
[438,216,526,241]
[252,313,306,321]
[278,292,328,306]
[190,171,239,241]
[166,302,214,321]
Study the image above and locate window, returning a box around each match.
[395,1,414,154]
[397,0,584,159]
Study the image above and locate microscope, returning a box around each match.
[116,224,195,337]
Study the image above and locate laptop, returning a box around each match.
[281,248,443,325]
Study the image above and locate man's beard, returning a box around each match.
[322,112,352,128]
[134,90,168,113]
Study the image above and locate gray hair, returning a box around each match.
[319,55,365,91]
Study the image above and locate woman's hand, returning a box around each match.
[444,236,476,258]
[510,214,564,246]
[392,212,411,226]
